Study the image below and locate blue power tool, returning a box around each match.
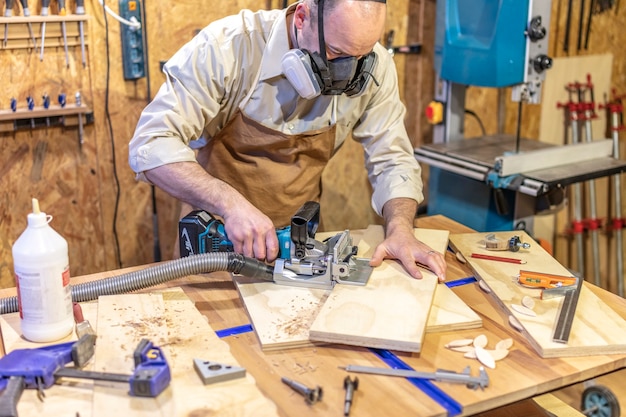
[178,209,297,260]
[0,336,171,417]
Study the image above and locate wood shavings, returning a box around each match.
[511,303,537,317]
[478,279,492,293]
[473,334,488,348]
[444,338,474,348]
[446,335,514,369]
[495,338,513,350]
[474,346,496,369]
[449,345,475,353]
[509,315,523,332]
[521,296,536,310]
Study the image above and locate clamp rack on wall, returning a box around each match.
[0,15,88,50]
[0,104,94,145]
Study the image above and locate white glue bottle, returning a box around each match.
[12,198,74,342]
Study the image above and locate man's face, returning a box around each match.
[296,0,386,61]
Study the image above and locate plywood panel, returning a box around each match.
[450,231,626,358]
[307,226,443,352]
[91,291,277,417]
[236,226,480,351]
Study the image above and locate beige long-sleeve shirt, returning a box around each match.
[128,4,423,216]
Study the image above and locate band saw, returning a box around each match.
[417,0,626,233]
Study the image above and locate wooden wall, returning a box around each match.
[0,0,624,293]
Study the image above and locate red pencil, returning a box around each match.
[470,253,526,264]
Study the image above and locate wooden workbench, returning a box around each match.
[1,215,624,416]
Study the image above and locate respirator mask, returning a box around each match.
[282,0,384,100]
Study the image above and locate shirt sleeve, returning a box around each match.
[352,45,424,216]
[128,29,231,182]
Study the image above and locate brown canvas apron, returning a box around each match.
[196,111,336,227]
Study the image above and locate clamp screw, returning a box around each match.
[509,236,531,252]
[281,377,323,404]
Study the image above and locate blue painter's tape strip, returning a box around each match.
[370,348,463,416]
[445,276,477,288]
[215,323,254,338]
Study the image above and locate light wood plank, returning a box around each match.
[236,226,480,351]
[307,226,445,352]
[450,231,626,358]
[91,291,278,417]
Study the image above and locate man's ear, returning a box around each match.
[293,2,309,30]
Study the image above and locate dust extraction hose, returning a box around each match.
[0,252,274,315]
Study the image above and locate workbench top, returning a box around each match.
[2,215,625,416]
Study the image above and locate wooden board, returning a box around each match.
[0,289,278,417]
[307,226,441,352]
[236,226,481,351]
[449,231,626,358]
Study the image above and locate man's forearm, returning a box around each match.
[381,198,418,235]
[143,162,246,218]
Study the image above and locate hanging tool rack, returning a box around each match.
[0,102,94,146]
[0,15,88,50]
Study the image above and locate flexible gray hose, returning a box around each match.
[0,252,274,315]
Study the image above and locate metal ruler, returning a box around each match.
[552,275,584,343]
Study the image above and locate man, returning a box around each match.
[128,0,447,280]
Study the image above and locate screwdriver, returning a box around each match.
[58,0,69,67]
[75,0,86,67]
[3,0,14,48]
[39,0,51,61]
[19,0,38,49]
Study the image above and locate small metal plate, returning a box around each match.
[193,359,246,385]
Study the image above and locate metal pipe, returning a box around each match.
[611,110,624,296]
[583,106,601,286]
[570,109,585,276]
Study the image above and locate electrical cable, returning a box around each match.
[101,0,122,268]
[139,0,161,262]
[464,109,486,136]
[97,0,140,28]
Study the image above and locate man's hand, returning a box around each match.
[145,162,279,262]
[222,205,279,262]
[369,198,447,281]
[369,227,447,281]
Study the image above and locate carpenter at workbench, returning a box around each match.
[127,0,446,281]
[1,215,625,416]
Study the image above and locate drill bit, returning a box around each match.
[75,0,86,67]
[58,0,69,67]
[343,376,359,416]
[281,377,323,405]
[75,92,84,145]
[39,0,51,61]
[19,0,37,49]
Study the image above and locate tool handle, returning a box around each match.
[5,0,15,17]
[19,0,30,15]
[0,376,25,417]
[75,0,85,14]
[40,0,51,15]
[57,0,66,15]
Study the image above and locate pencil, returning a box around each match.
[470,253,526,264]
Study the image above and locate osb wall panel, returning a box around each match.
[0,0,414,288]
[0,0,104,289]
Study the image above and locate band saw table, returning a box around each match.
[1,215,625,416]
[416,135,626,232]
